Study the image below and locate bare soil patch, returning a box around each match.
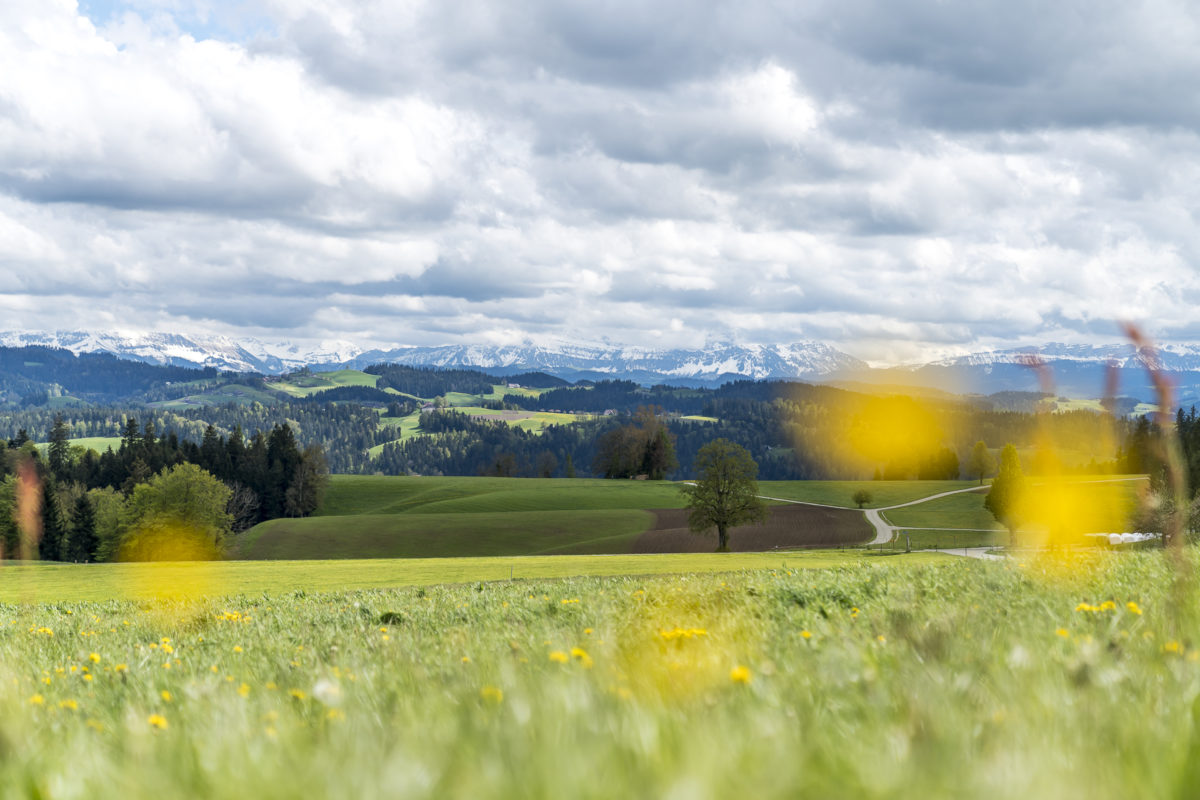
[633,504,872,553]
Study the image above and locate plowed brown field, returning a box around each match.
[633,504,872,553]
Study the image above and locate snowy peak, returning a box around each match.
[0,331,865,383]
[343,341,867,381]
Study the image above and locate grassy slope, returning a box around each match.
[314,476,692,517]
[36,436,124,454]
[151,385,281,409]
[270,370,381,398]
[0,550,918,603]
[757,480,973,509]
[884,490,1001,530]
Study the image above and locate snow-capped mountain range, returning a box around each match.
[5,331,1200,400]
[0,331,866,384]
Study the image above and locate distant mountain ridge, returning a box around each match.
[0,331,867,385]
[4,330,1200,402]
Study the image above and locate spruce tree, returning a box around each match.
[70,493,98,562]
[38,482,65,562]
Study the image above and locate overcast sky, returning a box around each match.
[2,0,1199,364]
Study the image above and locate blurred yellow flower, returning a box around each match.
[29,694,44,705]
[548,651,569,663]
[148,714,168,730]
[88,653,100,663]
[730,666,752,684]
[480,686,504,704]
[1127,601,1143,616]
[161,690,172,702]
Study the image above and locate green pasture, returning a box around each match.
[884,490,1000,530]
[5,552,1200,798]
[758,480,974,509]
[150,384,280,409]
[0,550,901,603]
[36,436,124,455]
[270,370,381,398]
[313,475,692,517]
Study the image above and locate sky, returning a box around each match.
[2,0,1199,364]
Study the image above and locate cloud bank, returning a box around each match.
[1,0,1198,363]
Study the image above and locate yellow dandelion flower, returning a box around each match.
[1099,601,1117,612]
[59,699,78,711]
[265,681,277,690]
[83,674,94,682]
[570,647,593,668]
[211,665,219,673]
[1165,641,1183,654]
[1127,601,1143,615]
[548,651,569,664]
[480,686,504,704]
[584,628,593,635]
[41,676,51,685]
[160,690,172,702]
[289,689,306,700]
[729,666,752,684]
[115,664,128,673]
[147,714,168,730]
[162,644,174,654]
[232,646,243,654]
[326,709,345,721]
[238,683,250,698]
[877,635,887,644]
[88,653,101,663]
[86,719,104,732]
[1056,628,1070,638]
[801,631,812,639]
[461,656,471,663]
[29,694,44,705]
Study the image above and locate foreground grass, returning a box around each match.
[0,551,900,604]
[4,551,1200,798]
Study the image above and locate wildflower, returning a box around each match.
[237,683,250,698]
[161,690,172,702]
[730,666,752,684]
[289,689,307,700]
[584,628,593,635]
[548,651,569,664]
[801,631,813,639]
[570,647,593,668]
[86,719,104,732]
[59,699,78,711]
[148,714,168,730]
[659,628,708,641]
[88,653,101,663]
[877,635,887,644]
[83,674,94,682]
[1099,601,1117,611]
[1165,641,1183,654]
[29,694,44,705]
[115,664,128,673]
[162,644,174,654]
[1056,628,1070,638]
[41,677,51,685]
[326,709,345,721]
[461,656,471,664]
[233,646,243,654]
[1127,601,1143,616]
[480,686,504,704]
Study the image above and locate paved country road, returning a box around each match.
[759,476,1149,546]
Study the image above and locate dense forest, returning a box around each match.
[0,414,328,563]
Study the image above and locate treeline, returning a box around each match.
[0,414,330,563]
[0,402,401,475]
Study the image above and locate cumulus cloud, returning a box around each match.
[0,0,1198,360]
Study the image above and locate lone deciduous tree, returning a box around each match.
[681,439,768,552]
[984,444,1025,540]
[968,441,996,486]
[852,489,873,508]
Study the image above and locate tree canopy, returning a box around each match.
[681,438,768,551]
